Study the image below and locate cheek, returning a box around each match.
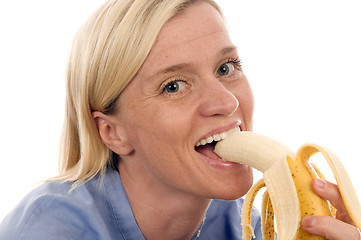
[124,100,192,150]
[241,87,255,117]
[233,80,255,130]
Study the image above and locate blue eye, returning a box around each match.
[163,80,187,94]
[217,62,235,76]
[165,81,179,93]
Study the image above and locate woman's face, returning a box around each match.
[113,2,254,200]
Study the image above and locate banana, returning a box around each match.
[214,131,361,240]
[261,189,275,240]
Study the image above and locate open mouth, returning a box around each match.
[195,126,241,159]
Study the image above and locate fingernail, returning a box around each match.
[314,179,326,189]
[303,216,316,228]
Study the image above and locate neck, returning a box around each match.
[139,200,210,240]
[118,164,211,240]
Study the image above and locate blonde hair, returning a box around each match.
[55,0,223,185]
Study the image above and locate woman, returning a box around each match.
[0,0,359,239]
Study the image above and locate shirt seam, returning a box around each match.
[16,195,49,240]
[104,177,127,239]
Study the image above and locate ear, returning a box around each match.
[92,111,134,156]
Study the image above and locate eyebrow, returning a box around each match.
[157,63,192,76]
[154,45,238,77]
[221,45,238,56]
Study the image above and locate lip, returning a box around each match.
[195,120,242,146]
[195,150,243,169]
[194,120,243,169]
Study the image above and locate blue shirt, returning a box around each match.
[0,168,263,239]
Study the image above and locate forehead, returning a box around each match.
[137,2,232,76]
[155,2,226,51]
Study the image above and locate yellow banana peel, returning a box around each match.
[214,131,361,240]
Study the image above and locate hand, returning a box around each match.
[300,179,361,240]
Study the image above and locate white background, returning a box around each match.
[0,0,360,222]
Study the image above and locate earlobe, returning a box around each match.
[92,111,134,156]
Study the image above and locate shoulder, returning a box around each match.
[0,179,111,240]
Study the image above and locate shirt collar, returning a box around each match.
[104,168,146,240]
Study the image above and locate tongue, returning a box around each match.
[196,143,221,159]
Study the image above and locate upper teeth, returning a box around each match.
[196,126,241,147]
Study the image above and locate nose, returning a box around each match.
[197,79,239,117]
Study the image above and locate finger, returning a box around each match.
[312,179,343,210]
[312,179,353,224]
[302,216,361,240]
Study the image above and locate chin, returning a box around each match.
[212,176,254,201]
[217,187,251,201]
